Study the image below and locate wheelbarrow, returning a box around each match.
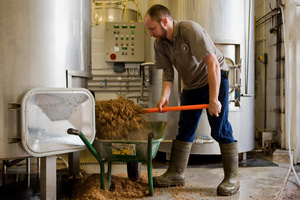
[67,121,168,196]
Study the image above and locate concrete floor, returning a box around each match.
[0,150,299,200]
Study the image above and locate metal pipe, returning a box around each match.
[89,78,141,82]
[26,158,30,174]
[92,74,140,77]
[3,161,6,174]
[245,0,252,94]
[37,158,41,174]
[89,84,144,88]
[140,65,145,100]
[89,88,149,92]
[256,9,281,27]
[127,95,149,102]
[3,159,24,167]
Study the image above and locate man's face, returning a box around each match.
[144,14,167,42]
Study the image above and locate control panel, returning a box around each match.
[105,22,144,62]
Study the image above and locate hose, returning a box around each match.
[123,0,128,22]
[279,4,300,186]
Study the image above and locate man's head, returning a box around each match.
[144,4,173,42]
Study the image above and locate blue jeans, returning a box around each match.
[176,70,234,144]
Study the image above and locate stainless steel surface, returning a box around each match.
[94,2,138,25]
[150,0,255,155]
[40,156,56,200]
[0,0,92,159]
[88,2,140,98]
[21,88,95,157]
[147,69,181,145]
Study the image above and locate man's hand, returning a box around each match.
[208,99,222,117]
[156,96,169,112]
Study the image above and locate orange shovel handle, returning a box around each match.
[144,104,209,113]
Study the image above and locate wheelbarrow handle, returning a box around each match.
[148,132,154,139]
[66,128,106,191]
[67,128,81,136]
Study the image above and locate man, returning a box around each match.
[144,4,239,196]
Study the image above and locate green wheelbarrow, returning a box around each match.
[67,121,168,196]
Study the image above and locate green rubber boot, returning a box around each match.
[153,140,192,187]
[217,141,240,196]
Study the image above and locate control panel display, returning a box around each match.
[105,22,144,62]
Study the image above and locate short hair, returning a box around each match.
[145,4,172,22]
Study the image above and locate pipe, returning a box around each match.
[123,0,128,22]
[89,77,141,83]
[89,88,148,93]
[279,4,300,186]
[92,74,140,77]
[3,159,24,167]
[89,84,143,88]
[245,0,251,94]
[131,0,143,21]
[255,10,281,27]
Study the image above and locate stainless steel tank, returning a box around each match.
[149,0,255,155]
[88,2,138,95]
[0,0,92,159]
[93,2,138,25]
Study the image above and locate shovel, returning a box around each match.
[144,104,209,113]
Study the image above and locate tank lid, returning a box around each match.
[21,88,95,157]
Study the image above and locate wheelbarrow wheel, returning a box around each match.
[127,162,141,181]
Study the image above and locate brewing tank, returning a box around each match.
[149,0,255,155]
[0,0,92,159]
[93,2,138,25]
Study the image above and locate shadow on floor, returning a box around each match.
[152,151,278,169]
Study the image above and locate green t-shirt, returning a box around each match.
[154,20,226,90]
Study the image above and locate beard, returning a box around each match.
[155,25,167,42]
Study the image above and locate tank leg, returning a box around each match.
[40,156,56,200]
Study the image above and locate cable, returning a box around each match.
[279,4,300,186]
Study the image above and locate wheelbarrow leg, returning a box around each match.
[147,132,154,196]
[100,164,105,190]
[108,161,112,189]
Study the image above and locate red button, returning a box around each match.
[110,54,116,60]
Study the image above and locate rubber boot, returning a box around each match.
[217,141,240,196]
[153,140,192,187]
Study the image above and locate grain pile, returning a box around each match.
[95,99,147,140]
[62,173,154,200]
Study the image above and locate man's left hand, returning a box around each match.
[208,100,222,117]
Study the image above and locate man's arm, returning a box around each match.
[203,53,222,117]
[156,67,174,111]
